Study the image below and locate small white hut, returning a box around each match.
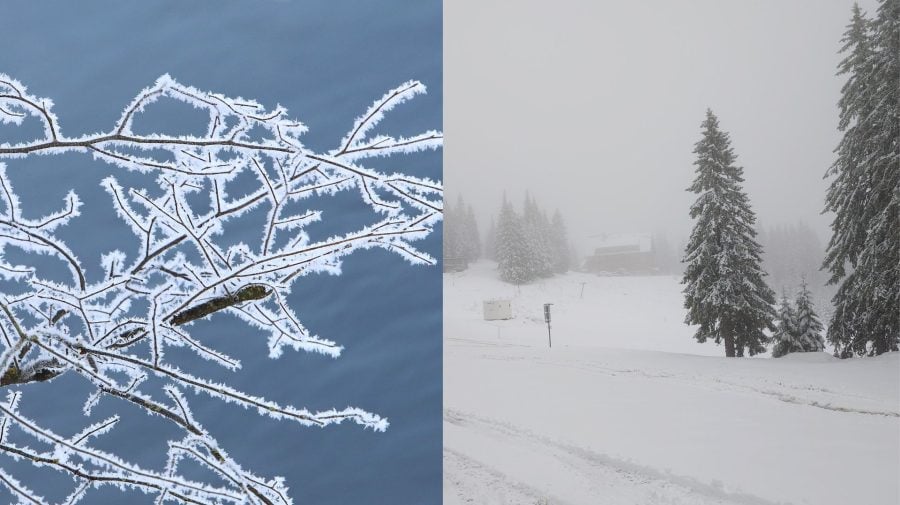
[483,299,512,320]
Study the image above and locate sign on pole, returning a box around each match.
[543,303,553,348]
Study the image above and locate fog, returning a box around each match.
[445,0,878,254]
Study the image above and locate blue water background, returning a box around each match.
[0,1,441,503]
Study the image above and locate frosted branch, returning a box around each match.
[0,73,440,503]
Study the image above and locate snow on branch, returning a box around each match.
[0,74,441,503]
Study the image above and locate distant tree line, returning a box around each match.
[491,193,573,284]
[443,192,574,283]
[443,194,481,266]
[757,222,828,298]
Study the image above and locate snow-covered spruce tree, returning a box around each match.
[484,217,497,262]
[443,195,480,266]
[496,195,532,284]
[824,1,899,357]
[522,193,553,278]
[549,209,572,274]
[682,110,776,357]
[461,199,481,263]
[773,280,826,358]
[443,196,463,262]
[0,75,441,504]
[824,3,874,294]
[793,279,826,354]
[772,291,799,358]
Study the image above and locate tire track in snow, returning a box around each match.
[472,352,899,418]
[721,382,900,418]
[444,448,572,505]
[446,409,791,505]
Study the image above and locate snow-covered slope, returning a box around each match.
[444,261,899,505]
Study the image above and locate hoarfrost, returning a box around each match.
[0,74,441,504]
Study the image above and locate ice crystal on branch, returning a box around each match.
[0,73,442,503]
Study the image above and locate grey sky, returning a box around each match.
[445,0,878,252]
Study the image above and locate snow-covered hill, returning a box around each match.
[444,261,899,505]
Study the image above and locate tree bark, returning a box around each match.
[724,336,736,357]
[723,322,736,358]
[168,284,271,326]
[1,284,273,388]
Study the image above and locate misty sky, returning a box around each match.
[445,0,879,253]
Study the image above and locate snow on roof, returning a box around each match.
[586,233,652,254]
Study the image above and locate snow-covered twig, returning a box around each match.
[0,74,441,503]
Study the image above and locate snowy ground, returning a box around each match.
[444,261,899,505]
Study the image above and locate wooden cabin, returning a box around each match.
[584,233,655,274]
[443,256,468,273]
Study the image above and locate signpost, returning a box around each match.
[543,303,553,348]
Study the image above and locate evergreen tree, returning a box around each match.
[522,193,553,278]
[794,279,826,354]
[824,2,899,356]
[772,291,799,358]
[496,194,532,284]
[772,280,826,358]
[484,217,497,261]
[550,209,572,273]
[491,192,573,281]
[461,200,481,262]
[441,217,452,264]
[682,110,776,357]
[442,197,463,262]
[443,194,481,268]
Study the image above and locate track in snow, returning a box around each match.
[445,409,783,505]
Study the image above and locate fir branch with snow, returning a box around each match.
[0,73,441,504]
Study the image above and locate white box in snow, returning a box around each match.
[483,299,512,320]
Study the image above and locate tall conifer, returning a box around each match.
[496,195,531,284]
[682,110,776,357]
[824,2,899,356]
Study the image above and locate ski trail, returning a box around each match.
[445,409,789,505]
